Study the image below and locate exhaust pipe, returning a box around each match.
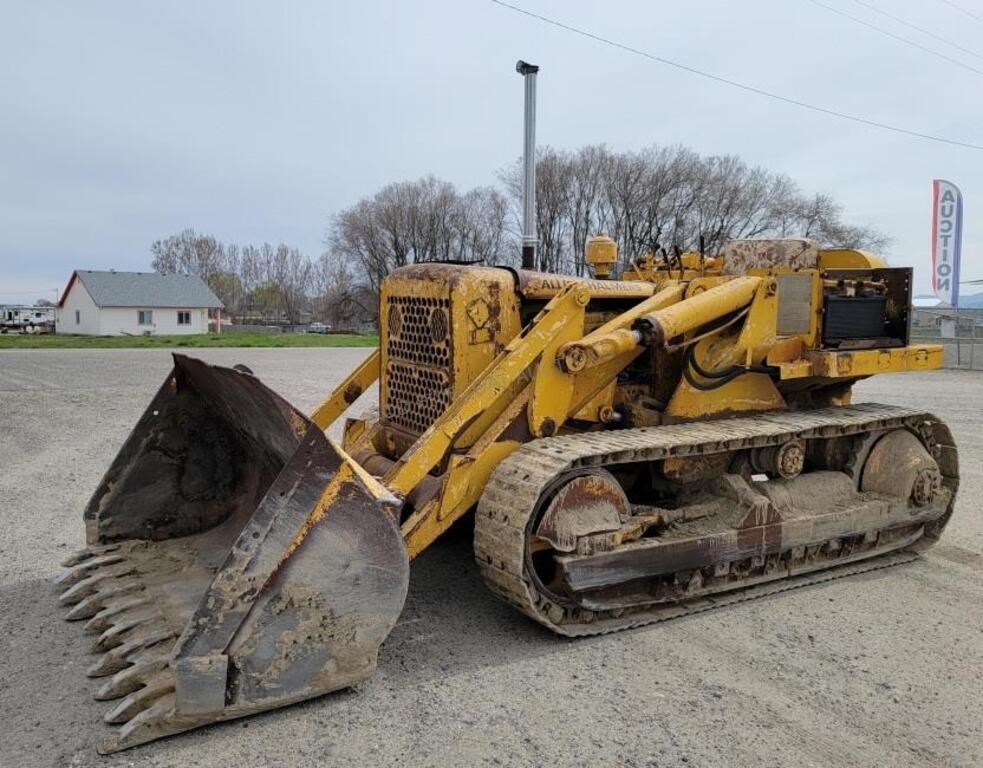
[516,60,539,270]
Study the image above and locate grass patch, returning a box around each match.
[0,332,378,349]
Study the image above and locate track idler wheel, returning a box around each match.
[861,429,943,507]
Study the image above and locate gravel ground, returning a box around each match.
[1,348,980,768]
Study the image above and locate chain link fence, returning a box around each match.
[912,307,983,371]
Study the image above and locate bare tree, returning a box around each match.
[276,246,313,325]
[150,229,225,281]
[566,145,610,275]
[328,175,512,291]
[499,144,888,275]
[152,140,888,333]
[151,232,320,325]
[312,253,376,329]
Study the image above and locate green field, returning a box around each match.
[0,332,378,349]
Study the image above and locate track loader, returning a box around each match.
[56,64,957,753]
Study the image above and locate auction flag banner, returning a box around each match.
[931,179,963,306]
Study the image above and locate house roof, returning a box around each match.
[59,270,224,309]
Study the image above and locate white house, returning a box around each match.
[56,270,223,336]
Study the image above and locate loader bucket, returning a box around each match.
[55,354,409,753]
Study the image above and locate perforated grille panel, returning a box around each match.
[384,294,453,433]
[776,273,813,335]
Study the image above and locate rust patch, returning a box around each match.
[342,382,363,405]
[496,404,534,444]
[722,238,819,274]
[661,453,732,482]
[537,472,629,552]
[467,298,490,329]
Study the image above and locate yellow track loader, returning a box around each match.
[55,64,957,753]
[56,239,958,751]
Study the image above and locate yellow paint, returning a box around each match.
[401,388,533,557]
[748,268,822,347]
[529,291,587,435]
[623,249,724,283]
[310,349,380,430]
[402,443,521,558]
[331,436,397,504]
[666,372,785,419]
[280,461,353,562]
[766,337,804,365]
[808,345,944,378]
[572,380,618,422]
[644,277,761,343]
[558,284,684,372]
[518,274,656,299]
[818,248,887,270]
[584,234,618,279]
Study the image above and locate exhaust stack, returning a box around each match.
[517,60,539,270]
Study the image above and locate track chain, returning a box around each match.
[474,403,954,637]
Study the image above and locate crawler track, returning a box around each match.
[474,403,958,636]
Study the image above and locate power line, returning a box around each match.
[488,0,983,151]
[850,0,983,60]
[808,0,983,77]
[940,0,983,26]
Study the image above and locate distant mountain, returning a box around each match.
[959,293,983,309]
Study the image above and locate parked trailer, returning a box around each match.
[0,306,55,333]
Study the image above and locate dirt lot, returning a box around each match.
[1,349,981,768]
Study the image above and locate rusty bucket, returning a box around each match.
[55,355,409,752]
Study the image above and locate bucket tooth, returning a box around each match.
[94,657,169,701]
[61,544,121,568]
[85,597,153,634]
[66,582,145,621]
[65,593,107,621]
[54,554,126,586]
[100,695,176,755]
[88,650,133,679]
[87,629,175,678]
[58,565,137,606]
[93,615,156,652]
[103,673,175,725]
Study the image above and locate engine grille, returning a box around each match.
[384,294,453,433]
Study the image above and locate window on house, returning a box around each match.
[177,311,191,325]
[138,310,153,325]
[75,310,80,324]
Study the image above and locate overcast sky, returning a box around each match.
[1,0,981,303]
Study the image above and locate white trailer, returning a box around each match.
[0,305,55,333]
